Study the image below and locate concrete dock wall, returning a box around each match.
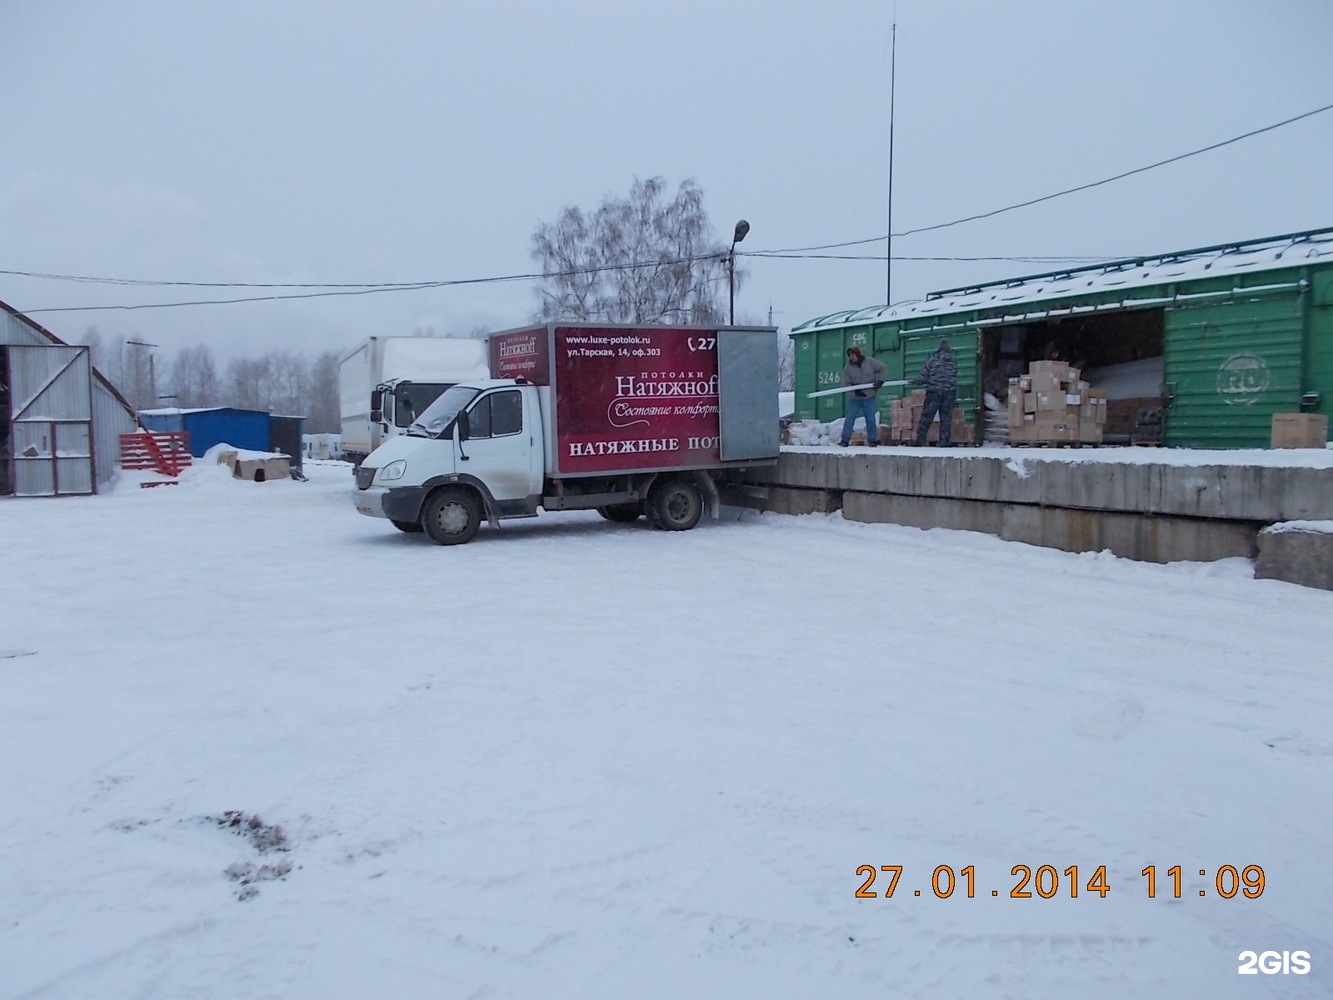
[748,452,1333,522]
[735,450,1333,578]
[1256,526,1333,591]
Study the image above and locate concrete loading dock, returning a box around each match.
[728,447,1333,588]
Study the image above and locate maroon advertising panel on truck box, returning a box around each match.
[488,325,723,475]
[489,326,551,383]
[555,326,721,473]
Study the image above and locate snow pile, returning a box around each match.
[1262,519,1333,535]
[2,464,1331,997]
[202,442,291,463]
[786,418,857,446]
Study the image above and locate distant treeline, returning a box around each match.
[80,328,342,433]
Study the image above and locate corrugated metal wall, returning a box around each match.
[183,410,270,455]
[92,380,137,484]
[1308,270,1333,431]
[1,304,139,492]
[2,309,44,347]
[7,344,94,495]
[1163,293,1305,448]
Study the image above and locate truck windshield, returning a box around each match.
[408,384,480,438]
[395,382,453,427]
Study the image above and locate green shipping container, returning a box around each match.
[791,228,1333,449]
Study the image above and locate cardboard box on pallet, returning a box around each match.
[1010,413,1037,443]
[1271,413,1329,448]
[1008,361,1108,445]
[1032,414,1079,442]
[1007,384,1025,423]
[1029,372,1062,396]
[1029,360,1070,380]
[1079,419,1104,444]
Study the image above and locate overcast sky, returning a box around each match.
[2,0,1331,362]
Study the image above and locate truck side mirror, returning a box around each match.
[455,416,470,442]
[370,388,383,423]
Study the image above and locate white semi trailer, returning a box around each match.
[339,337,489,466]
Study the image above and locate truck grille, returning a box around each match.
[355,466,376,490]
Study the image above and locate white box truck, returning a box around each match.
[339,337,490,466]
[353,323,779,544]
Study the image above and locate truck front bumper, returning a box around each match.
[354,486,389,519]
[356,485,430,523]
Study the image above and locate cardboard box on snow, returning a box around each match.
[216,448,291,482]
[1271,413,1328,448]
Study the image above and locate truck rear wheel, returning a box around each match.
[648,478,702,531]
[422,488,482,545]
[597,501,643,522]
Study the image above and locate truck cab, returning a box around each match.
[356,380,545,541]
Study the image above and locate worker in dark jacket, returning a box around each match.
[839,346,888,447]
[912,339,959,447]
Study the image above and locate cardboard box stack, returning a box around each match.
[1007,360,1106,445]
[881,389,973,445]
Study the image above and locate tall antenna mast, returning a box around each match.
[886,18,897,306]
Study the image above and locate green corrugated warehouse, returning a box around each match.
[790,227,1333,448]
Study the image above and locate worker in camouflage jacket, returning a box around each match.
[839,346,888,446]
[912,339,958,447]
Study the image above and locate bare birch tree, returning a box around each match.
[531,177,742,324]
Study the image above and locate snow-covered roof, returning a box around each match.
[792,228,1333,333]
[137,406,228,416]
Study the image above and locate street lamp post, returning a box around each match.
[728,219,749,326]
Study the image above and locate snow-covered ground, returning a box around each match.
[2,460,1330,998]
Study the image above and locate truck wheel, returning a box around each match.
[422,488,481,545]
[597,501,643,522]
[390,519,424,533]
[648,478,703,531]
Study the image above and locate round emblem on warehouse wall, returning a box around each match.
[1216,353,1270,406]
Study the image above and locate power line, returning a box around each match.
[0,268,439,289]
[750,99,1333,254]
[11,100,1329,314]
[895,100,1333,238]
[745,252,1124,262]
[7,252,1117,288]
[13,252,1122,313]
[17,255,710,313]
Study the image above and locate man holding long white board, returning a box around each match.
[836,346,888,447]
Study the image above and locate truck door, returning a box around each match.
[461,388,540,501]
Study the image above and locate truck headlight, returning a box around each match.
[378,460,407,482]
